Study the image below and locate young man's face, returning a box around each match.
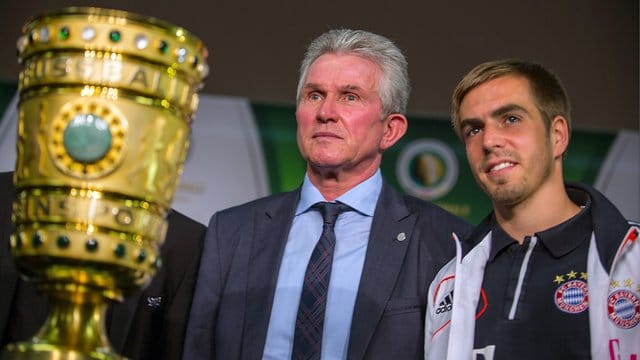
[458,75,556,207]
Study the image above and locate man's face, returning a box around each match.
[458,75,555,207]
[296,53,390,175]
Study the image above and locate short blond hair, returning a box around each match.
[451,59,571,139]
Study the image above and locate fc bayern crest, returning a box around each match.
[555,280,589,314]
[607,290,640,329]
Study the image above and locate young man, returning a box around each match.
[183,29,472,359]
[425,59,639,359]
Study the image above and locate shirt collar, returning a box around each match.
[488,217,516,261]
[537,188,592,257]
[296,169,382,217]
[489,188,593,261]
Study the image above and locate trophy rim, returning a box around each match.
[22,6,206,47]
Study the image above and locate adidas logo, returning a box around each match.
[435,290,453,314]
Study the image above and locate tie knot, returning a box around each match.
[313,202,351,225]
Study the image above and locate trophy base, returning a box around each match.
[0,293,125,360]
[1,341,124,359]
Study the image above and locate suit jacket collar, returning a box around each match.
[347,182,414,359]
[241,189,300,359]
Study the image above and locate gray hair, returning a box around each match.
[296,29,410,116]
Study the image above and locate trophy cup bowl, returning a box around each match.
[2,7,208,359]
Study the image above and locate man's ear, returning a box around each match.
[380,114,408,151]
[550,115,570,157]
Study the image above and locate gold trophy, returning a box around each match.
[2,7,208,359]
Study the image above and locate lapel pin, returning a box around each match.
[396,232,406,242]
[146,296,163,308]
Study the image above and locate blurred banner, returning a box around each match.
[1,82,638,224]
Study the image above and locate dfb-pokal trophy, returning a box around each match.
[2,7,208,359]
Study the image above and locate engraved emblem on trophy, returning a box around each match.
[2,7,208,359]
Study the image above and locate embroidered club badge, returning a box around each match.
[607,290,640,329]
[555,280,589,314]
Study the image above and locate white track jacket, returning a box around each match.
[425,184,639,360]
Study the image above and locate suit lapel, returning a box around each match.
[347,183,415,359]
[241,190,299,359]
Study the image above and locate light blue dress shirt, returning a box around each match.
[262,170,383,360]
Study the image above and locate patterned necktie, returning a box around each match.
[292,201,351,360]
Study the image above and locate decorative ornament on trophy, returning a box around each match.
[2,7,208,359]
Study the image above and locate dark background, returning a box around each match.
[0,1,637,131]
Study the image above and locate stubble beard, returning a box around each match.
[478,147,554,208]
[485,176,529,206]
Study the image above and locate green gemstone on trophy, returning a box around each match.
[109,30,121,42]
[86,238,99,252]
[63,114,112,163]
[159,40,169,54]
[32,233,44,248]
[114,243,126,258]
[59,26,70,40]
[57,235,71,249]
[137,249,147,263]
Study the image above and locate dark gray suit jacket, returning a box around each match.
[184,182,472,359]
[0,171,206,359]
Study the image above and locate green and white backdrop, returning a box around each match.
[1,82,637,225]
